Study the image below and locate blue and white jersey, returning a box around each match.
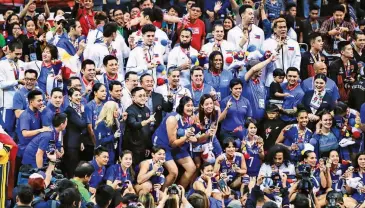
[220,152,243,182]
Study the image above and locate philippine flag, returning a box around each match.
[56,35,84,77]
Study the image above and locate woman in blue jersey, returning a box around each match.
[241,119,265,177]
[276,110,313,163]
[298,150,329,199]
[94,101,121,165]
[214,138,247,189]
[193,94,223,168]
[328,150,346,192]
[192,162,216,198]
[105,150,136,193]
[152,96,198,189]
[136,147,166,195]
[220,78,252,140]
[343,152,365,207]
[84,83,107,160]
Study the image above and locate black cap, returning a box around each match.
[266,104,280,112]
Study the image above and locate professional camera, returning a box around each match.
[297,164,313,195]
[326,191,343,208]
[167,184,179,195]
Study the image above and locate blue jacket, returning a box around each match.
[94,120,116,165]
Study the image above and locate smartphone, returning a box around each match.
[218,179,227,190]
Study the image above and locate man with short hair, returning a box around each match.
[155,67,192,111]
[280,67,304,123]
[84,22,128,79]
[319,4,354,55]
[0,41,25,136]
[167,28,199,86]
[95,185,115,208]
[302,4,322,45]
[100,55,124,94]
[127,24,165,81]
[285,3,303,43]
[14,184,33,208]
[124,87,155,165]
[301,62,340,101]
[121,71,139,109]
[228,5,264,51]
[89,146,109,194]
[201,24,235,70]
[46,15,68,45]
[13,69,43,118]
[177,3,206,51]
[352,31,365,75]
[300,32,329,80]
[262,18,301,87]
[19,0,50,24]
[86,11,108,44]
[22,113,67,168]
[71,161,95,203]
[140,74,173,130]
[329,41,358,101]
[80,59,98,97]
[186,66,216,107]
[41,88,64,127]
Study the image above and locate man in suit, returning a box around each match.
[140,74,173,132]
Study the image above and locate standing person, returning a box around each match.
[349,74,365,111]
[41,88,64,127]
[123,87,155,165]
[201,24,235,70]
[280,67,304,124]
[45,15,68,46]
[64,88,87,178]
[73,0,96,36]
[167,28,199,87]
[300,32,329,80]
[80,59,98,98]
[121,72,139,109]
[177,3,206,51]
[352,31,365,76]
[242,58,273,121]
[219,79,252,139]
[319,4,354,55]
[302,5,322,46]
[155,67,192,111]
[99,55,124,95]
[19,0,50,24]
[84,83,107,160]
[328,41,358,102]
[262,18,301,87]
[285,3,303,43]
[152,96,198,189]
[0,41,24,137]
[140,74,173,131]
[204,51,233,103]
[94,101,121,166]
[126,24,165,81]
[301,62,340,101]
[227,5,264,51]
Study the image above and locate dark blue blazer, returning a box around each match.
[302,90,335,115]
[64,105,87,149]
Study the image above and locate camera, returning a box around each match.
[297,164,313,195]
[167,184,179,195]
[326,191,343,208]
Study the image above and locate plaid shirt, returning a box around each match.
[319,17,354,54]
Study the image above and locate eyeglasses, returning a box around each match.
[25,78,36,82]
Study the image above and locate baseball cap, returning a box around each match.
[266,104,280,113]
[54,15,66,22]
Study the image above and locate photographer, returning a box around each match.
[289,177,320,208]
[45,15,67,46]
[22,113,67,168]
[156,185,192,208]
[14,184,33,208]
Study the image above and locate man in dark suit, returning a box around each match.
[140,74,173,132]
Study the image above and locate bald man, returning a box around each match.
[300,62,340,101]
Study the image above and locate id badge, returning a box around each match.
[217,92,221,101]
[30,53,37,61]
[259,99,265,109]
[333,40,339,51]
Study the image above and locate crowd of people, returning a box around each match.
[0,0,365,207]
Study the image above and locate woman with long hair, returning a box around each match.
[328,150,346,192]
[63,88,87,178]
[136,147,166,195]
[152,96,198,190]
[22,19,39,61]
[84,83,107,160]
[241,118,265,177]
[276,110,313,163]
[192,94,223,168]
[204,51,233,102]
[343,152,365,207]
[214,138,247,189]
[94,101,121,165]
[223,16,235,40]
[105,150,136,193]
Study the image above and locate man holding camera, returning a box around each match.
[46,15,67,46]
[21,113,67,168]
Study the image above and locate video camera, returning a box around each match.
[297,164,313,195]
[326,191,343,208]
